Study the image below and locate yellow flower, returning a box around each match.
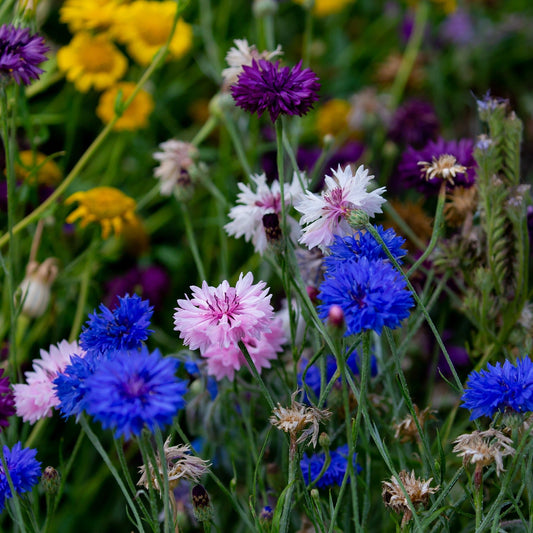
[65,186,137,239]
[57,33,128,93]
[316,99,351,138]
[96,82,154,131]
[293,0,354,16]
[59,0,127,34]
[116,1,193,66]
[14,151,62,187]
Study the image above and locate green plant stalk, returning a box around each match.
[137,434,161,530]
[239,341,276,411]
[180,202,207,281]
[192,115,219,147]
[78,416,144,531]
[0,5,182,250]
[221,113,252,177]
[0,447,26,532]
[154,429,173,533]
[278,446,298,533]
[382,202,426,252]
[474,475,483,531]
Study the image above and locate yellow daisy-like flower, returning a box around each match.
[116,1,193,66]
[59,0,127,34]
[57,33,128,93]
[96,82,154,131]
[14,151,62,187]
[316,99,351,138]
[293,0,354,17]
[65,186,137,239]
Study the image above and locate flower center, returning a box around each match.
[123,374,148,399]
[209,289,240,324]
[79,43,116,73]
[255,192,281,212]
[137,17,170,47]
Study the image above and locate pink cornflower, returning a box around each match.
[295,164,386,250]
[173,272,274,353]
[13,340,83,424]
[224,172,303,254]
[202,317,286,381]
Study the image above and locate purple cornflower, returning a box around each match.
[388,99,440,149]
[0,442,41,512]
[83,347,187,440]
[231,59,320,122]
[396,137,476,194]
[324,225,407,274]
[461,356,533,420]
[317,256,414,336]
[0,369,15,431]
[80,294,153,353]
[0,24,49,86]
[300,444,361,488]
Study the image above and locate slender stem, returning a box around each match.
[221,113,252,177]
[275,119,288,249]
[238,341,275,411]
[78,416,144,531]
[192,115,218,147]
[154,430,173,533]
[278,446,298,533]
[1,447,26,532]
[179,202,206,281]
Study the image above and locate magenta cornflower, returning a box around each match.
[0,24,49,86]
[231,59,320,122]
[173,272,274,353]
[0,369,15,431]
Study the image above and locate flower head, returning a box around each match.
[461,356,533,420]
[382,470,439,527]
[0,24,49,86]
[0,369,15,430]
[15,151,62,187]
[80,294,153,354]
[453,428,515,477]
[115,2,192,66]
[153,139,198,197]
[397,138,476,194]
[57,33,127,93]
[225,172,304,254]
[96,82,154,131]
[318,257,414,336]
[296,165,386,250]
[137,437,210,493]
[393,405,436,444]
[231,59,320,122]
[222,38,282,88]
[59,0,124,33]
[201,317,286,381]
[174,272,274,353]
[0,442,41,512]
[270,392,331,450]
[84,347,187,440]
[324,225,407,273]
[13,340,83,424]
[65,186,137,239]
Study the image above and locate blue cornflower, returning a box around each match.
[54,351,101,419]
[461,356,533,420]
[80,294,153,353]
[83,347,187,440]
[324,225,407,274]
[300,444,361,489]
[298,352,378,401]
[0,442,41,512]
[318,257,414,336]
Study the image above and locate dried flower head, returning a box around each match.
[452,428,515,477]
[418,154,467,185]
[382,470,439,527]
[270,391,331,454]
[138,437,210,494]
[444,185,478,227]
[393,405,436,444]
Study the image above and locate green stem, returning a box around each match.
[192,115,218,147]
[0,7,181,250]
[278,446,298,533]
[179,202,206,281]
[154,429,173,533]
[1,447,26,532]
[275,119,288,249]
[221,113,252,177]
[78,416,144,531]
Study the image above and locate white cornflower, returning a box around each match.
[222,38,283,88]
[295,164,386,250]
[153,139,197,197]
[225,171,304,254]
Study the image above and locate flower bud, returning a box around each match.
[41,466,60,495]
[191,484,213,522]
[327,304,344,328]
[18,258,58,318]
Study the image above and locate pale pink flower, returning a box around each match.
[224,172,303,254]
[153,139,197,196]
[13,339,83,424]
[222,38,283,88]
[203,317,286,381]
[295,164,386,250]
[173,272,274,353]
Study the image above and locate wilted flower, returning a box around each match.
[270,391,331,455]
[393,405,436,443]
[453,428,515,482]
[153,139,198,197]
[444,186,478,227]
[418,154,467,186]
[137,437,210,494]
[382,470,439,527]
